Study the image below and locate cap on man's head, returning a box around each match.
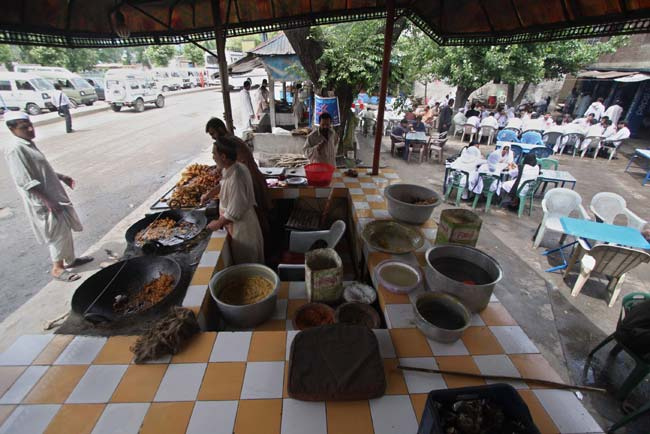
[4,111,30,124]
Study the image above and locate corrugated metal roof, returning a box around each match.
[250,32,295,56]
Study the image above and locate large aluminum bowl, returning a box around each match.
[425,244,503,313]
[414,293,471,343]
[209,263,279,328]
[384,183,441,225]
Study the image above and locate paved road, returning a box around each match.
[0,88,230,321]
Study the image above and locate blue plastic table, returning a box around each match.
[624,149,650,186]
[496,141,546,153]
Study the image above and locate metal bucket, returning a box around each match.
[425,245,502,313]
[414,293,471,343]
[384,183,441,225]
[434,209,482,247]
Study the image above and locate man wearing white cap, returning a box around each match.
[3,111,92,281]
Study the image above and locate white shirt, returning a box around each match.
[606,126,630,146]
[603,125,617,138]
[506,118,522,129]
[584,101,605,120]
[51,90,70,108]
[542,117,556,129]
[480,116,498,129]
[603,104,623,125]
[466,116,480,131]
[304,127,339,166]
[240,89,254,120]
[584,124,604,138]
[572,117,591,129]
[522,118,545,132]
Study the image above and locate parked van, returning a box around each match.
[0,71,56,115]
[150,68,182,92]
[104,69,165,112]
[80,74,105,100]
[15,65,98,107]
[179,68,201,88]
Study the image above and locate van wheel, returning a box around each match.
[162,86,170,92]
[85,102,94,106]
[134,98,145,112]
[26,103,41,115]
[111,104,122,112]
[155,95,165,108]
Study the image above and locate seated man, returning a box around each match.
[505,115,523,130]
[422,106,435,126]
[522,112,545,132]
[572,113,595,130]
[602,120,630,150]
[390,119,409,155]
[465,115,480,133]
[412,116,427,132]
[480,112,498,130]
[579,118,605,152]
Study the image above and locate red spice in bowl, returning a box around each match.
[294,303,336,330]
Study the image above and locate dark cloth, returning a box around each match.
[438,106,453,133]
[615,299,650,359]
[60,105,72,133]
[465,109,480,118]
[413,121,426,132]
[391,125,407,138]
[287,324,386,401]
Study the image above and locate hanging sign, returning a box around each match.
[313,96,340,126]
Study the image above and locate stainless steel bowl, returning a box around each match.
[209,263,279,328]
[384,183,441,225]
[414,293,471,343]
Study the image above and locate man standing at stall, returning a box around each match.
[239,80,254,137]
[3,112,92,281]
[303,112,338,167]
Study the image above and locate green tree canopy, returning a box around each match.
[183,44,204,67]
[0,45,12,70]
[144,45,176,67]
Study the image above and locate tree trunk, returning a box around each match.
[454,86,474,111]
[513,82,531,106]
[284,28,323,85]
[506,83,515,106]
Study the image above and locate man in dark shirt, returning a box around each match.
[438,98,454,133]
[465,103,480,118]
[412,116,426,132]
[391,119,408,155]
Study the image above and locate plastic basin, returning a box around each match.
[305,163,335,187]
[384,183,441,225]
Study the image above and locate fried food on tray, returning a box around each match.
[176,163,212,187]
[135,218,177,243]
[113,273,176,314]
[166,165,220,208]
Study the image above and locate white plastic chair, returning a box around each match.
[565,239,650,307]
[533,188,589,248]
[600,139,626,161]
[460,124,477,142]
[580,136,602,159]
[590,192,647,231]
[478,126,497,146]
[289,220,346,253]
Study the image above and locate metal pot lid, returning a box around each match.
[362,220,425,254]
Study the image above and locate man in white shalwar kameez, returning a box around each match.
[3,112,92,281]
[239,80,255,138]
[207,137,264,264]
[304,112,338,166]
[603,100,624,126]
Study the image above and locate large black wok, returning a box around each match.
[125,210,207,251]
[71,256,182,322]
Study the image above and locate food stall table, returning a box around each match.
[0,169,602,434]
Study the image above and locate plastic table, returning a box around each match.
[404,131,428,161]
[624,149,650,186]
[539,169,577,189]
[496,141,546,153]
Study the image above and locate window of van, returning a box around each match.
[71,78,93,89]
[15,80,35,91]
[0,81,11,91]
[31,78,54,91]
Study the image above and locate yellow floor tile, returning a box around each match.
[287,299,308,320]
[24,365,88,404]
[207,237,225,251]
[509,354,564,388]
[44,404,104,434]
[248,331,286,362]
[410,394,428,424]
[326,400,373,434]
[414,252,428,267]
[383,359,408,395]
[355,208,372,218]
[278,282,289,299]
[389,329,433,357]
[518,390,560,434]
[362,188,379,195]
[93,336,137,364]
[422,219,437,229]
[367,252,393,271]
[190,266,215,285]
[436,356,486,389]
[369,201,387,210]
[0,406,15,427]
[344,182,361,189]
[33,335,74,365]
[197,362,246,401]
[140,402,194,434]
[461,326,504,355]
[377,284,411,306]
[0,367,26,397]
[111,364,167,402]
[254,319,286,331]
[351,194,366,202]
[358,177,373,183]
[479,303,518,326]
[171,332,216,363]
[234,399,282,434]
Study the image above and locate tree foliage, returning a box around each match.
[0,45,12,70]
[183,44,204,67]
[16,46,99,72]
[144,45,176,67]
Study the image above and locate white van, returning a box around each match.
[179,68,201,88]
[104,69,165,112]
[0,72,56,115]
[151,68,182,92]
[15,65,98,107]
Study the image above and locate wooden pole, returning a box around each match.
[371,0,396,175]
[211,0,234,132]
[270,76,276,129]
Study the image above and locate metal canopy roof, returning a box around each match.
[1,0,650,48]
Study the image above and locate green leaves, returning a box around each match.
[144,45,177,67]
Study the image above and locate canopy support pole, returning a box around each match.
[372,0,396,175]
[211,0,234,132]
[270,75,276,129]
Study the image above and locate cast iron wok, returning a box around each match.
[71,256,182,323]
[125,210,207,251]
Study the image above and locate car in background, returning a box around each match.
[15,65,98,107]
[151,68,182,92]
[104,69,164,112]
[81,76,106,100]
[0,71,55,115]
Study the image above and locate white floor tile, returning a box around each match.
[0,335,54,366]
[422,228,437,240]
[0,365,48,404]
[399,357,446,393]
[534,389,602,433]
[272,299,288,320]
[385,304,416,329]
[470,314,485,326]
[361,182,376,189]
[489,326,538,354]
[91,403,150,434]
[186,401,238,434]
[0,404,60,434]
[372,210,390,219]
[286,331,299,360]
[281,399,326,434]
[54,336,107,365]
[473,355,528,389]
[199,250,220,266]
[66,365,128,403]
[367,195,383,202]
[369,395,419,434]
[154,363,206,402]
[354,202,370,210]
[210,332,252,362]
[427,338,469,356]
[240,361,284,399]
[288,282,307,300]
[348,188,363,195]
[183,285,207,307]
[373,330,396,358]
